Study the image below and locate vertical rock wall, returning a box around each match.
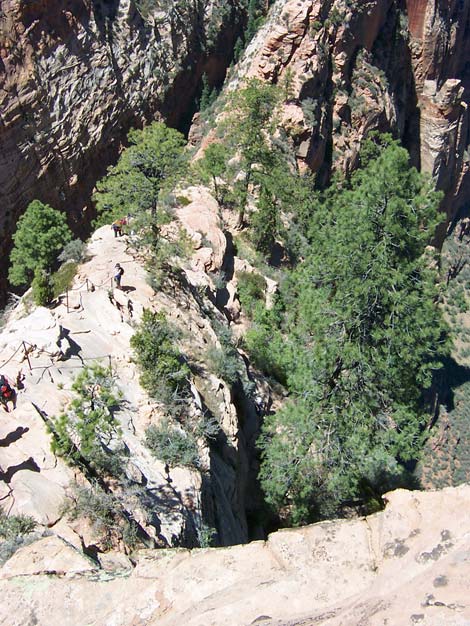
[232,0,469,222]
[0,0,243,301]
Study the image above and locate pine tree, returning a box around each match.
[94,121,188,254]
[258,140,448,523]
[8,200,72,287]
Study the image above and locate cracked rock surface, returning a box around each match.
[0,485,469,625]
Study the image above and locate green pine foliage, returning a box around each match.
[256,140,448,524]
[130,309,190,403]
[49,364,123,474]
[94,121,188,242]
[94,122,189,287]
[196,142,229,204]
[236,270,266,318]
[32,268,54,306]
[8,200,72,287]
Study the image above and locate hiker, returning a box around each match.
[114,263,124,290]
[0,375,16,413]
[111,220,122,237]
[16,370,25,390]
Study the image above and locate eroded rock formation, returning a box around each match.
[230,0,470,216]
[0,188,270,550]
[1,485,469,625]
[0,0,243,300]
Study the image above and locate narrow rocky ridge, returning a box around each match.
[0,187,272,551]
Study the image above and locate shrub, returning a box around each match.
[49,364,123,474]
[206,346,240,385]
[196,523,217,547]
[52,261,78,297]
[0,509,37,565]
[236,271,266,318]
[193,414,221,441]
[0,511,36,540]
[32,268,53,306]
[58,239,86,264]
[145,420,199,468]
[131,310,189,402]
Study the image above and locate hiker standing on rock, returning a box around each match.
[111,220,123,237]
[0,375,16,413]
[114,263,124,290]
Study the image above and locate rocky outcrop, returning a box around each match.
[0,0,243,302]
[0,484,469,625]
[229,0,470,214]
[0,189,270,551]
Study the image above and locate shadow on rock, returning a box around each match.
[0,426,29,448]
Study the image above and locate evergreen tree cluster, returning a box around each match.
[246,138,448,523]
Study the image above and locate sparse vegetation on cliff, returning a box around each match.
[130,309,190,404]
[49,364,124,475]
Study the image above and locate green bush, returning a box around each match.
[236,271,266,317]
[32,268,53,306]
[131,309,189,402]
[49,364,123,474]
[206,320,241,385]
[206,346,240,385]
[52,261,78,297]
[0,509,37,565]
[63,483,139,550]
[196,523,217,547]
[58,239,86,264]
[0,511,36,540]
[145,420,199,468]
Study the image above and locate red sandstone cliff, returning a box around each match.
[231,0,469,222]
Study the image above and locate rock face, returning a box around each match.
[2,0,469,302]
[232,0,470,219]
[0,190,270,551]
[0,485,469,625]
[0,0,243,301]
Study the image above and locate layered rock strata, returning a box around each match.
[0,0,243,301]
[231,0,470,217]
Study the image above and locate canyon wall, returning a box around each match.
[1,0,469,288]
[232,0,470,220]
[0,0,243,300]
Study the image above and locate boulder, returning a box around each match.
[0,536,97,579]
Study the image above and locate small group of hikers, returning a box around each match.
[111,216,130,238]
[0,374,16,413]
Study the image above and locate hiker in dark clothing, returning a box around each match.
[0,375,16,412]
[112,221,122,237]
[114,263,124,290]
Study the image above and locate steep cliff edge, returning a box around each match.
[0,0,244,300]
[228,0,470,221]
[0,484,469,625]
[0,190,270,551]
